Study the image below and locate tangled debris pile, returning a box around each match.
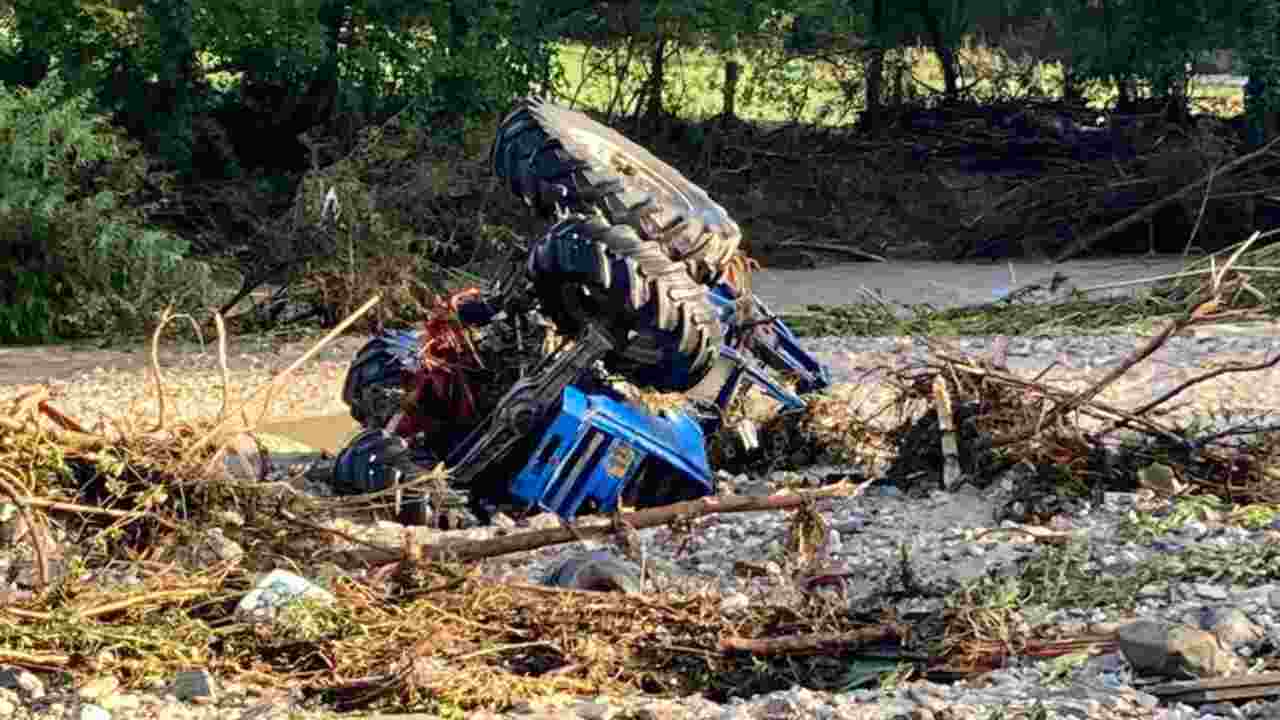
[700,100,1272,266]
[2,238,1280,716]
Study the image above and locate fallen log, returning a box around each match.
[338,480,870,567]
[1146,672,1280,704]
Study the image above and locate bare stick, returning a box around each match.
[930,351,1185,444]
[719,625,900,655]
[1076,265,1280,295]
[0,650,70,668]
[182,294,381,462]
[340,482,869,566]
[214,312,231,423]
[773,241,887,263]
[149,307,175,432]
[1184,158,1218,256]
[1098,352,1280,440]
[78,588,209,620]
[1054,137,1280,262]
[15,497,137,520]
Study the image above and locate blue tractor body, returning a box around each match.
[508,385,713,518]
[337,284,827,523]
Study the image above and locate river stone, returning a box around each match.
[1117,619,1242,679]
[1203,607,1265,647]
[78,705,110,720]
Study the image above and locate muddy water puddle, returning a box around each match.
[257,413,360,454]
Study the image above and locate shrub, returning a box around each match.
[0,74,213,343]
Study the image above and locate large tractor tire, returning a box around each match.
[492,96,741,286]
[341,330,421,430]
[528,214,723,392]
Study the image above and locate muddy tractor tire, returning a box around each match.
[529,214,723,392]
[331,429,432,525]
[492,96,742,286]
[342,330,421,430]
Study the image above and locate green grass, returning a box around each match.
[550,40,1246,125]
[780,291,1187,338]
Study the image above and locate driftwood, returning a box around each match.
[774,240,887,263]
[340,481,869,567]
[719,625,900,655]
[1147,672,1280,704]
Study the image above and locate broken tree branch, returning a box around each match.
[182,294,382,462]
[774,240,887,263]
[1098,351,1280,442]
[1053,137,1280,262]
[339,481,870,567]
[719,625,901,655]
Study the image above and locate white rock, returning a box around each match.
[719,592,751,615]
[79,705,111,720]
[77,676,119,701]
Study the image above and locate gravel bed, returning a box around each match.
[4,327,1280,720]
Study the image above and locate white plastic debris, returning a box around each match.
[235,569,335,622]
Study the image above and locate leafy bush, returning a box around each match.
[0,74,213,343]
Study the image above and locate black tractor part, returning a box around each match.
[331,429,432,526]
[528,214,723,392]
[492,96,741,286]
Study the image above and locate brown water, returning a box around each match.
[258,413,360,453]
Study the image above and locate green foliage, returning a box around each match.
[194,0,552,119]
[1118,494,1226,542]
[0,73,211,343]
[2,0,558,174]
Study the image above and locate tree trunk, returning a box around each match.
[864,48,885,128]
[1115,74,1135,111]
[863,0,886,129]
[1245,0,1280,148]
[1061,63,1081,104]
[10,1,52,88]
[918,0,959,100]
[891,54,905,106]
[644,36,667,125]
[722,59,740,120]
[143,0,196,174]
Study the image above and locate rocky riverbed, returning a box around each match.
[3,326,1280,720]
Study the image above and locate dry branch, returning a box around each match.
[719,625,900,655]
[342,481,869,567]
[1053,137,1280,262]
[182,293,381,461]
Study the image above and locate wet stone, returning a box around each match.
[1203,607,1264,647]
[0,667,41,699]
[1195,583,1230,601]
[1117,619,1241,679]
[172,670,217,701]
